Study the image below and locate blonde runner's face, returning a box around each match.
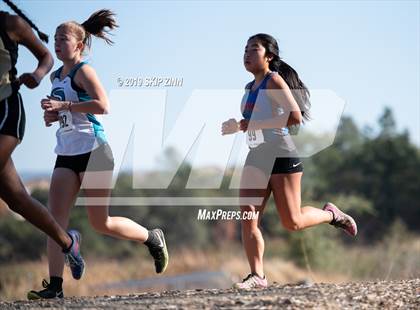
[54,27,83,62]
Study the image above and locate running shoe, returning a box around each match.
[146,228,169,274]
[63,230,85,280]
[233,273,268,289]
[323,202,358,236]
[27,279,63,300]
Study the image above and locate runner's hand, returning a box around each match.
[18,72,40,89]
[221,118,239,135]
[41,96,69,112]
[44,110,59,127]
[239,119,249,132]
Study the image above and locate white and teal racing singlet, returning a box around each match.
[51,61,107,155]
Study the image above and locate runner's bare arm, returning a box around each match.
[7,15,53,88]
[69,64,110,114]
[41,65,110,114]
[244,74,302,131]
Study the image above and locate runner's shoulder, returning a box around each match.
[266,72,285,90]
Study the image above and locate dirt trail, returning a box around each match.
[1,279,418,309]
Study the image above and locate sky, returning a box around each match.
[4,0,419,174]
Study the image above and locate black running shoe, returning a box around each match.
[146,228,169,273]
[27,279,63,300]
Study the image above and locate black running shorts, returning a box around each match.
[54,143,115,175]
[244,142,303,175]
[0,91,25,141]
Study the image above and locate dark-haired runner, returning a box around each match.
[222,33,357,289]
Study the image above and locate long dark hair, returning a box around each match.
[249,33,311,121]
[58,9,118,52]
[3,0,49,42]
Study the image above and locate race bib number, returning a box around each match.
[57,111,74,135]
[246,129,264,148]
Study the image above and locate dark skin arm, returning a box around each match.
[6,14,53,88]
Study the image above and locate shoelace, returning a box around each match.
[335,220,349,229]
[242,274,252,282]
[331,213,349,229]
[36,279,62,296]
[149,244,164,260]
[65,250,82,268]
[42,279,50,289]
[241,274,258,287]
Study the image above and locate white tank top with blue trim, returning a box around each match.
[51,61,107,155]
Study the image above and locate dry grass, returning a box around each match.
[1,234,418,301]
[0,245,346,301]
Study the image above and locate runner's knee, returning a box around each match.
[282,214,304,231]
[241,219,261,236]
[89,216,110,234]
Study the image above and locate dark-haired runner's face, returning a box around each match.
[54,27,82,62]
[244,38,269,74]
